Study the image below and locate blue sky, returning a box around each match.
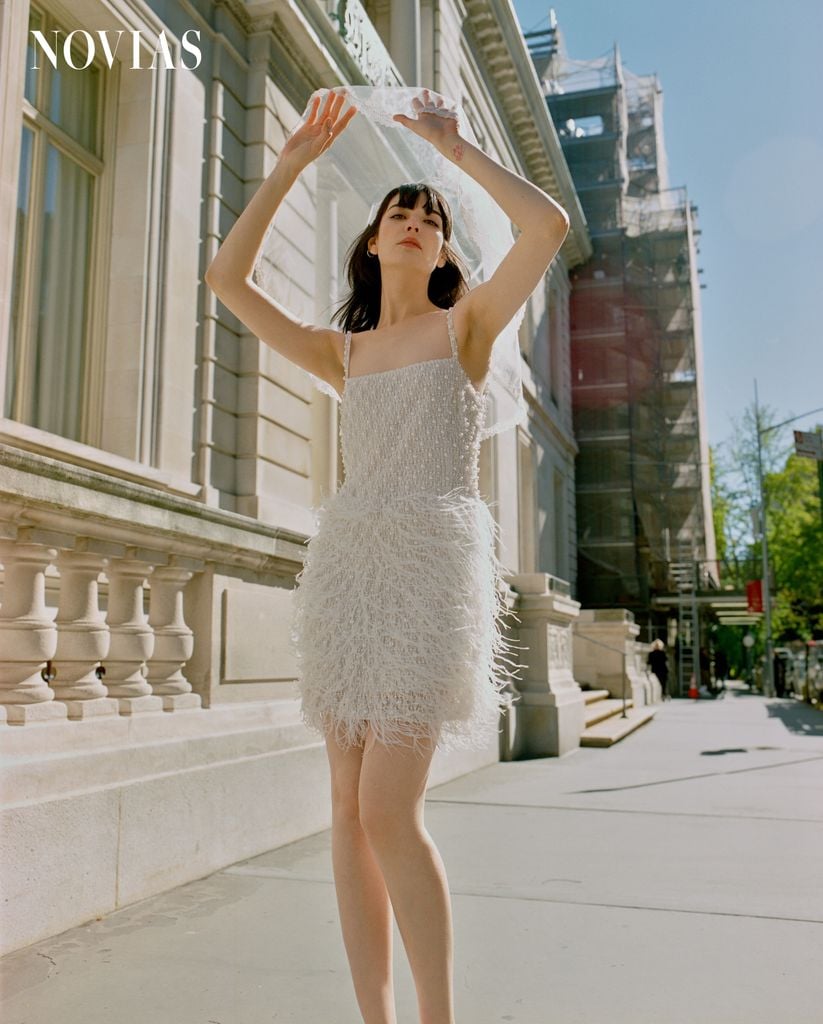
[512,0,823,451]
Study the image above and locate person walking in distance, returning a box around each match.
[205,87,570,1024]
[648,639,670,701]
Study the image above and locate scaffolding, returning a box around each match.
[526,23,716,636]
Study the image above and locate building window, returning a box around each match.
[5,5,104,442]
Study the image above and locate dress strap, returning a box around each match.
[446,306,458,359]
[343,330,352,381]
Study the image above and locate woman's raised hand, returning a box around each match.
[280,89,357,169]
[392,88,461,153]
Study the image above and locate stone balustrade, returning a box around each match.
[0,537,200,724]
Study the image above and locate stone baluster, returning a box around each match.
[51,551,118,719]
[104,558,163,715]
[505,572,585,758]
[0,541,66,723]
[146,566,201,711]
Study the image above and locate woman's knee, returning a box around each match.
[358,795,420,841]
[325,729,365,824]
[358,738,431,838]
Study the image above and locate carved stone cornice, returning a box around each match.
[463,0,590,268]
[0,445,310,574]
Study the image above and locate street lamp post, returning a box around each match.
[754,382,774,697]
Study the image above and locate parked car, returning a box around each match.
[780,641,823,704]
[803,642,823,705]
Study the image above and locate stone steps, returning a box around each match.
[579,688,656,747]
[584,695,633,727]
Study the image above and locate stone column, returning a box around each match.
[0,541,66,723]
[146,566,200,711]
[573,609,647,708]
[52,551,118,719]
[506,573,585,758]
[390,0,421,85]
[104,558,163,715]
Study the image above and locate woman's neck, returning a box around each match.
[372,267,443,328]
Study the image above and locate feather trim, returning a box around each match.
[289,487,526,758]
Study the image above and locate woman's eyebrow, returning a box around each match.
[388,203,442,222]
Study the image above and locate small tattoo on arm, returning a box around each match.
[451,142,465,162]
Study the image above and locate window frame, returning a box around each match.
[7,3,115,444]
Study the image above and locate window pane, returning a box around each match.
[5,128,35,418]
[31,143,93,440]
[46,31,100,153]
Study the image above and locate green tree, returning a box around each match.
[713,403,787,588]
[712,407,821,668]
[764,443,823,638]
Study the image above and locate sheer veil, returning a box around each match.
[258,85,528,442]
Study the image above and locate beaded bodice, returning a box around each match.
[339,306,487,501]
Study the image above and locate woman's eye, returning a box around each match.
[390,213,439,226]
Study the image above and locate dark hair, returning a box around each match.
[332,183,471,333]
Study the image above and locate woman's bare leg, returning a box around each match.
[325,726,396,1024]
[358,723,455,1024]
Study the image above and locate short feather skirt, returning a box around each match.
[288,486,524,757]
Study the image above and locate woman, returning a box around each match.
[648,638,670,700]
[206,87,569,1024]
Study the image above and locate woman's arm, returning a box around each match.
[204,90,356,386]
[394,90,569,352]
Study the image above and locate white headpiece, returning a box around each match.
[280,85,528,443]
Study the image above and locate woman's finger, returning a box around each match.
[306,95,321,123]
[338,105,357,132]
[319,91,336,122]
[326,104,356,142]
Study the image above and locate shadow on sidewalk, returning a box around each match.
[765,700,823,737]
[721,682,823,736]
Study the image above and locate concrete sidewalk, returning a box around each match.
[3,683,823,1024]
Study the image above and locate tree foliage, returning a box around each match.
[713,402,822,642]
[764,452,823,638]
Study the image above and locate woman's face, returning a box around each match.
[370,193,445,270]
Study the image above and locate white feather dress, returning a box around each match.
[289,305,523,755]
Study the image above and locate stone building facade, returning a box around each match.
[0,0,589,952]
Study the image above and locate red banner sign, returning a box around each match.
[746,579,763,614]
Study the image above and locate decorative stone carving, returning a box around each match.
[336,0,404,86]
[548,624,571,671]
